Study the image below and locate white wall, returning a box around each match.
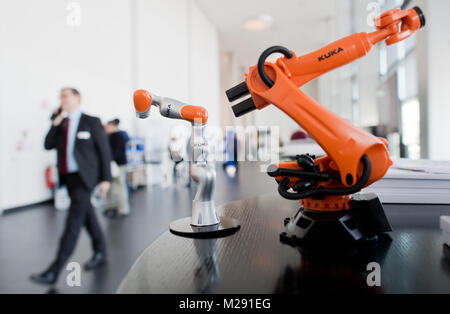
[0,0,134,211]
[188,1,220,128]
[316,0,353,122]
[353,0,381,127]
[133,0,190,153]
[0,0,221,211]
[415,0,450,160]
[134,0,220,142]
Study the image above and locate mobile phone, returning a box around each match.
[50,106,62,121]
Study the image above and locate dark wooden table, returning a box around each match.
[118,194,450,294]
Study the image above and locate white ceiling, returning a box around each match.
[195,0,347,67]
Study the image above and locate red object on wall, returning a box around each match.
[45,167,55,189]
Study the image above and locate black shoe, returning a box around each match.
[84,252,107,271]
[103,208,118,219]
[30,268,58,286]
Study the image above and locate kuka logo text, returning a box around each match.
[318,47,344,62]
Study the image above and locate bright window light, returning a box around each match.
[401,97,421,159]
[242,14,273,31]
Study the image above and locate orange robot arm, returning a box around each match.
[226,7,425,208]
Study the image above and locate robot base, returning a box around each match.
[170,216,240,239]
[280,194,392,248]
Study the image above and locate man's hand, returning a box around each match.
[99,181,111,199]
[52,108,64,126]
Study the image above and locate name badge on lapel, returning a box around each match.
[77,131,91,140]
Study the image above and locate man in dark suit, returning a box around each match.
[30,88,112,285]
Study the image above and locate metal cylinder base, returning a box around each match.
[169,216,240,239]
[190,200,220,226]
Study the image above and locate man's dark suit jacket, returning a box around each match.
[45,113,112,190]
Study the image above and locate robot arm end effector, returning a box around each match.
[371,6,425,46]
[134,89,154,119]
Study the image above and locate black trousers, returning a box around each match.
[51,173,106,273]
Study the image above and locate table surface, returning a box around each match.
[118,194,450,294]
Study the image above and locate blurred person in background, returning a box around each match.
[223,130,239,178]
[103,119,130,218]
[30,88,112,285]
[114,118,131,144]
[111,118,131,192]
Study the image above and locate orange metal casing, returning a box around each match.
[246,58,392,188]
[134,89,152,113]
[181,105,208,124]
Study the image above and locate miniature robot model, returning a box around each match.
[134,90,240,238]
[226,7,426,246]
